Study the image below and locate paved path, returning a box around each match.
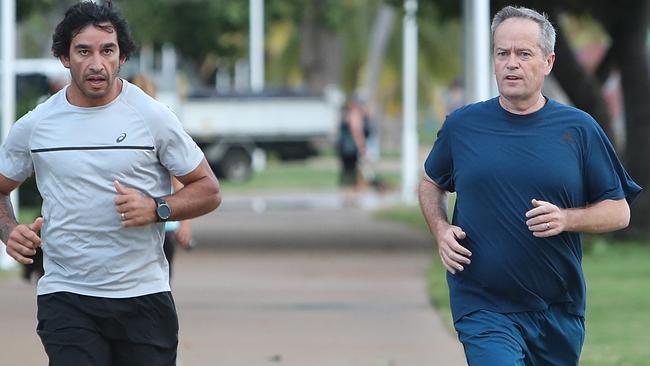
[0,207,466,366]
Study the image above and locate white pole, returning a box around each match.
[473,0,491,101]
[249,0,264,92]
[1,0,15,142]
[1,0,18,269]
[161,43,176,91]
[401,0,418,204]
[464,0,491,103]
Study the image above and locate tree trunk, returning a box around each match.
[547,11,614,140]
[363,4,396,113]
[606,2,650,237]
[300,2,342,93]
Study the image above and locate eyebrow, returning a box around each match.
[73,42,118,50]
[495,46,534,52]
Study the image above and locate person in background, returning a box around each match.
[0,2,221,365]
[337,98,368,205]
[419,5,641,365]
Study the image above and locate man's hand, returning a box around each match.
[6,217,43,264]
[525,199,567,237]
[174,221,192,248]
[114,180,157,227]
[435,223,472,274]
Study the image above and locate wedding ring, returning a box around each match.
[121,212,126,221]
[545,222,550,230]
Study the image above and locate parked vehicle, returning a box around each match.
[179,88,343,181]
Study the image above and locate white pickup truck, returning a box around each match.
[179,89,343,181]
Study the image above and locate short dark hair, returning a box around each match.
[51,1,136,60]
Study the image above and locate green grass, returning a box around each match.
[374,205,650,365]
[220,158,400,194]
[0,267,18,279]
[18,206,41,224]
[580,240,650,366]
[220,161,339,194]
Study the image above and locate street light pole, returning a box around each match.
[1,0,15,142]
[249,0,264,92]
[463,0,491,103]
[401,0,419,204]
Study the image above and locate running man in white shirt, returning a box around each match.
[0,2,221,365]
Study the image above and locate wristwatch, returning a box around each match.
[153,197,172,222]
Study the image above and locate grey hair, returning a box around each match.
[491,6,556,56]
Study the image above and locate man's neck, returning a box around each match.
[66,78,123,108]
[499,94,546,115]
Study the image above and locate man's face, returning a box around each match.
[493,18,554,104]
[60,23,125,107]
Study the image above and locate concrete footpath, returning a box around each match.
[0,206,466,366]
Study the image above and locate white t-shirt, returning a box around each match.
[0,79,204,297]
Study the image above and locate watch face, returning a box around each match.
[157,204,171,220]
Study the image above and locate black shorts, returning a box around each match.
[37,291,178,366]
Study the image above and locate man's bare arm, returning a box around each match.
[526,198,630,237]
[114,158,221,227]
[167,158,221,221]
[0,175,20,243]
[418,175,449,236]
[418,175,471,274]
[0,175,43,264]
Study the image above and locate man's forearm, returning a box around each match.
[564,198,630,233]
[0,194,18,243]
[418,177,450,238]
[166,176,221,221]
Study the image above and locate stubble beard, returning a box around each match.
[74,66,121,100]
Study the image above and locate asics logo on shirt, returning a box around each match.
[116,133,127,143]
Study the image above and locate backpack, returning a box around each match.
[337,122,358,157]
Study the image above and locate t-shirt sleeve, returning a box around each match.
[423,119,455,192]
[151,105,205,177]
[0,116,34,182]
[584,121,642,204]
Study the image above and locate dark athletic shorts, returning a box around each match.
[37,291,178,366]
[455,303,584,366]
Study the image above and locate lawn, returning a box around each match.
[220,160,340,193]
[374,205,650,366]
[220,157,399,194]
[580,240,650,366]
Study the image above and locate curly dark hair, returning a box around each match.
[51,1,136,60]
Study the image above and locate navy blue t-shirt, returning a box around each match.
[424,97,641,322]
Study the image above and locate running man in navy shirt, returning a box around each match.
[419,6,641,366]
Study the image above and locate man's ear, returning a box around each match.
[59,55,71,69]
[544,52,556,76]
[120,54,127,66]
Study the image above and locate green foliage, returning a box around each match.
[116,0,463,92]
[120,0,249,70]
[16,0,57,21]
